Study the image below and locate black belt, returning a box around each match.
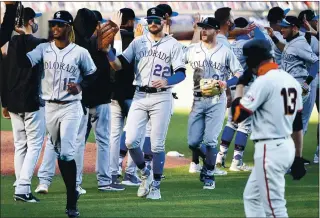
[193,92,217,97]
[47,100,73,105]
[137,86,168,93]
[253,137,286,143]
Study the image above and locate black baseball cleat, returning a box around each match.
[66,208,80,218]
[302,157,310,165]
[14,193,40,203]
[200,166,207,182]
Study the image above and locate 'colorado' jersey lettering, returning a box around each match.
[121,33,185,87]
[27,41,96,101]
[185,42,243,92]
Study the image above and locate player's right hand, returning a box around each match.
[290,156,307,180]
[134,24,144,38]
[2,108,11,119]
[264,27,274,37]
[67,83,82,95]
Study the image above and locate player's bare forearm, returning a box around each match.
[275,41,285,52]
[109,58,122,71]
[191,28,201,44]
[234,84,244,98]
[291,130,303,157]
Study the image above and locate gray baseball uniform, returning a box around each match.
[186,41,243,148]
[26,41,96,161]
[122,33,185,153]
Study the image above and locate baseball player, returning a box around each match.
[299,9,319,39]
[231,39,306,217]
[278,16,319,163]
[215,17,254,171]
[106,7,186,200]
[298,10,319,162]
[185,17,244,188]
[18,10,97,217]
[1,7,45,203]
[266,7,289,66]
[214,7,235,49]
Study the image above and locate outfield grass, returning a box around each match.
[1,110,319,217]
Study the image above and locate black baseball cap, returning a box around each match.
[49,10,73,25]
[298,9,319,22]
[157,4,178,17]
[234,17,249,28]
[267,7,290,23]
[120,8,140,21]
[23,7,42,21]
[197,17,220,30]
[92,10,107,23]
[280,16,301,28]
[146,7,165,19]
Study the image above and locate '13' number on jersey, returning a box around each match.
[281,88,297,115]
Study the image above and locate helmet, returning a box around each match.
[243,39,273,69]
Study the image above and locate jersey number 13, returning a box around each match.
[281,88,297,115]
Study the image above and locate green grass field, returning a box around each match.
[1,110,319,217]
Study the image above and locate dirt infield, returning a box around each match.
[1,131,190,175]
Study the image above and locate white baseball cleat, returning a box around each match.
[146,186,161,200]
[189,162,202,173]
[76,186,86,195]
[34,184,49,194]
[213,167,227,175]
[314,154,319,164]
[137,171,153,197]
[238,163,253,171]
[203,180,215,190]
[229,159,241,172]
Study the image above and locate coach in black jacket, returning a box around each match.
[109,8,138,185]
[1,7,46,202]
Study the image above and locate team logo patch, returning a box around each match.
[244,92,255,102]
[56,12,61,18]
[151,9,156,14]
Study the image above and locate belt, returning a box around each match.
[137,86,168,93]
[253,137,286,143]
[47,100,73,105]
[193,92,218,97]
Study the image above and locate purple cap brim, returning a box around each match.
[48,19,68,23]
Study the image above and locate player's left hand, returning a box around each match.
[67,83,82,95]
[301,82,310,96]
[152,79,168,88]
[290,156,307,180]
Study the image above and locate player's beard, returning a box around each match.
[148,24,163,35]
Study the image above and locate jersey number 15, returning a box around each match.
[281,88,297,115]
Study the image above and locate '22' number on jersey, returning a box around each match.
[63,78,76,91]
[281,88,297,115]
[153,64,171,78]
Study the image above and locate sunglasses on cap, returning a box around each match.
[49,21,68,28]
[147,18,162,25]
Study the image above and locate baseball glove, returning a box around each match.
[97,20,119,51]
[200,79,226,97]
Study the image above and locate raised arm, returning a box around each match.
[0,2,18,47]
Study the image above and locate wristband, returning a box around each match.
[305,75,314,85]
[271,35,279,44]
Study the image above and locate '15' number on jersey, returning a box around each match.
[281,88,297,115]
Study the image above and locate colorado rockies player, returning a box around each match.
[214,7,235,49]
[231,39,306,217]
[185,17,244,188]
[216,17,254,171]
[18,11,97,217]
[266,7,289,66]
[278,16,319,163]
[106,7,186,200]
